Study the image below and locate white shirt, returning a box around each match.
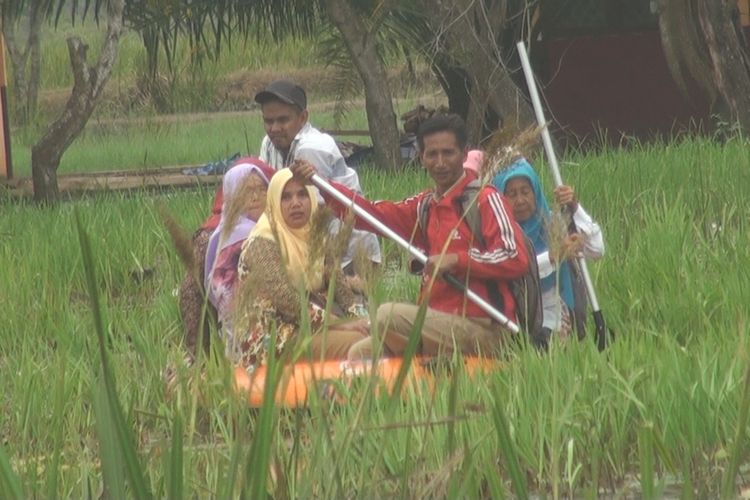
[260,122,382,267]
[536,204,604,331]
[260,122,361,191]
[536,204,604,281]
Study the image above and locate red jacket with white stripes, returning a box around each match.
[322,171,529,323]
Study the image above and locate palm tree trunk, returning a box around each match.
[0,1,43,125]
[417,0,534,144]
[697,0,750,131]
[26,1,43,122]
[323,0,402,169]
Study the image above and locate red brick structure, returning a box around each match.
[530,0,750,143]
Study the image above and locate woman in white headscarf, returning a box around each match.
[204,159,276,340]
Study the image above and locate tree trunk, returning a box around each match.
[417,0,535,145]
[26,2,42,122]
[0,0,43,124]
[323,0,402,169]
[657,0,717,102]
[2,29,29,120]
[433,60,471,118]
[31,0,125,204]
[658,0,750,133]
[697,0,750,131]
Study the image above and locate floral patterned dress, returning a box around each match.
[233,237,360,369]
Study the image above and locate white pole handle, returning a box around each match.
[516,41,602,313]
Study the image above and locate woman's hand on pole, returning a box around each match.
[553,185,578,212]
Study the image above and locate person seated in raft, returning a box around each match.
[232,168,369,368]
[291,114,530,361]
[204,159,276,351]
[254,79,382,278]
[178,156,268,359]
[493,158,604,343]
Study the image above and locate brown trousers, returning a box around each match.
[347,302,507,360]
[308,326,368,361]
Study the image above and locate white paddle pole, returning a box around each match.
[516,40,608,350]
[310,173,520,334]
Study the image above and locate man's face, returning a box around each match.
[261,100,308,153]
[420,131,467,195]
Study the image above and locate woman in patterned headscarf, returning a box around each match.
[233,168,368,369]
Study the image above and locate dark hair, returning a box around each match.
[416,113,468,151]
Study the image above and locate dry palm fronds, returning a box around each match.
[308,205,335,269]
[478,123,545,185]
[543,207,572,265]
[350,238,381,296]
[329,207,356,264]
[158,203,196,279]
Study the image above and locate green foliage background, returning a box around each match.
[1,16,750,500]
[2,136,750,497]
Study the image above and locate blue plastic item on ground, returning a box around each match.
[182,152,241,176]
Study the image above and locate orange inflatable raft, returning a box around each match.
[234,356,501,408]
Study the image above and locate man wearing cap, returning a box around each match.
[255,79,381,273]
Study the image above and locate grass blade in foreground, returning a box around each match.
[721,351,750,499]
[492,392,528,500]
[166,414,184,500]
[75,211,153,500]
[638,422,655,499]
[220,428,245,499]
[93,377,127,498]
[44,356,67,499]
[243,326,282,499]
[0,444,23,500]
[390,300,428,400]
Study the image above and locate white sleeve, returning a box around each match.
[536,250,554,279]
[296,147,335,180]
[296,146,364,194]
[573,204,604,260]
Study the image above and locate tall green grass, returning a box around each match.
[8,96,435,176]
[1,137,749,497]
[6,19,440,176]
[27,22,321,92]
[6,18,435,127]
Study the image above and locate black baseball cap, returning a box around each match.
[254,80,307,110]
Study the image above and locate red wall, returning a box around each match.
[539,30,712,142]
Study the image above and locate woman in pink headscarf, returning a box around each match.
[204,158,276,338]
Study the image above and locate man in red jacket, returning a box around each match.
[292,114,529,359]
